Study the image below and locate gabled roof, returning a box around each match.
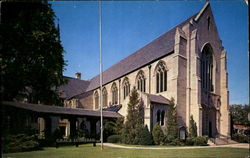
[85,12,198,92]
[3,101,122,118]
[57,76,90,100]
[146,94,170,105]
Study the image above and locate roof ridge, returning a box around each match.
[64,76,90,82]
[89,12,199,84]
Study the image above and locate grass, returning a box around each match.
[3,144,249,158]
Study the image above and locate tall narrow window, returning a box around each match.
[161,111,165,126]
[102,88,108,107]
[157,110,161,123]
[207,17,211,30]
[111,83,118,105]
[156,73,159,93]
[136,71,146,92]
[123,78,130,99]
[155,61,168,93]
[201,44,213,92]
[164,70,167,91]
[94,91,99,109]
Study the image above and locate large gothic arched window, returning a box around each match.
[102,87,108,107]
[155,61,167,93]
[94,91,99,110]
[111,83,118,105]
[201,44,213,92]
[123,78,130,99]
[136,71,146,92]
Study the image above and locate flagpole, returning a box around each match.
[98,0,104,150]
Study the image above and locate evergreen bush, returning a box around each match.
[166,98,178,142]
[232,133,249,143]
[189,115,197,138]
[152,124,165,145]
[193,136,208,146]
[137,125,153,145]
[123,88,145,145]
[185,137,194,146]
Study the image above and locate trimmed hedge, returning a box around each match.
[107,135,123,143]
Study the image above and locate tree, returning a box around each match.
[166,98,178,141]
[188,115,197,138]
[152,123,164,145]
[114,117,124,135]
[230,104,250,125]
[123,87,144,144]
[1,2,66,105]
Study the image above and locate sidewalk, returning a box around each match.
[98,143,249,150]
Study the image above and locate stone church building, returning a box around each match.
[58,2,230,138]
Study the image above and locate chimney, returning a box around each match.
[75,72,81,79]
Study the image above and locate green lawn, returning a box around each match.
[3,144,249,158]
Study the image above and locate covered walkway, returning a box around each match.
[2,101,121,139]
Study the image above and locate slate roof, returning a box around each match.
[103,104,122,112]
[85,13,198,92]
[57,76,90,100]
[146,93,170,105]
[3,101,122,118]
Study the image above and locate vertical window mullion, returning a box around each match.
[124,86,125,99]
[140,79,142,92]
[164,71,167,91]
[156,73,159,93]
[163,70,165,91]
[144,79,146,92]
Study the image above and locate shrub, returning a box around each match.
[137,125,153,145]
[232,133,249,143]
[123,88,143,145]
[169,138,183,146]
[107,135,123,143]
[152,124,165,145]
[193,136,208,146]
[189,115,197,138]
[3,134,40,153]
[166,98,178,142]
[185,137,194,146]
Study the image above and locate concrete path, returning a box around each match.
[97,143,249,150]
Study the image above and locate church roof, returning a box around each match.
[85,12,198,92]
[57,76,90,100]
[3,101,122,118]
[146,94,170,105]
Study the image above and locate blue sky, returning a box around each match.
[50,1,248,105]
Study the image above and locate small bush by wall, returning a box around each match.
[232,133,249,143]
[185,136,208,146]
[107,135,123,143]
[152,124,165,145]
[193,136,208,146]
[137,125,153,145]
